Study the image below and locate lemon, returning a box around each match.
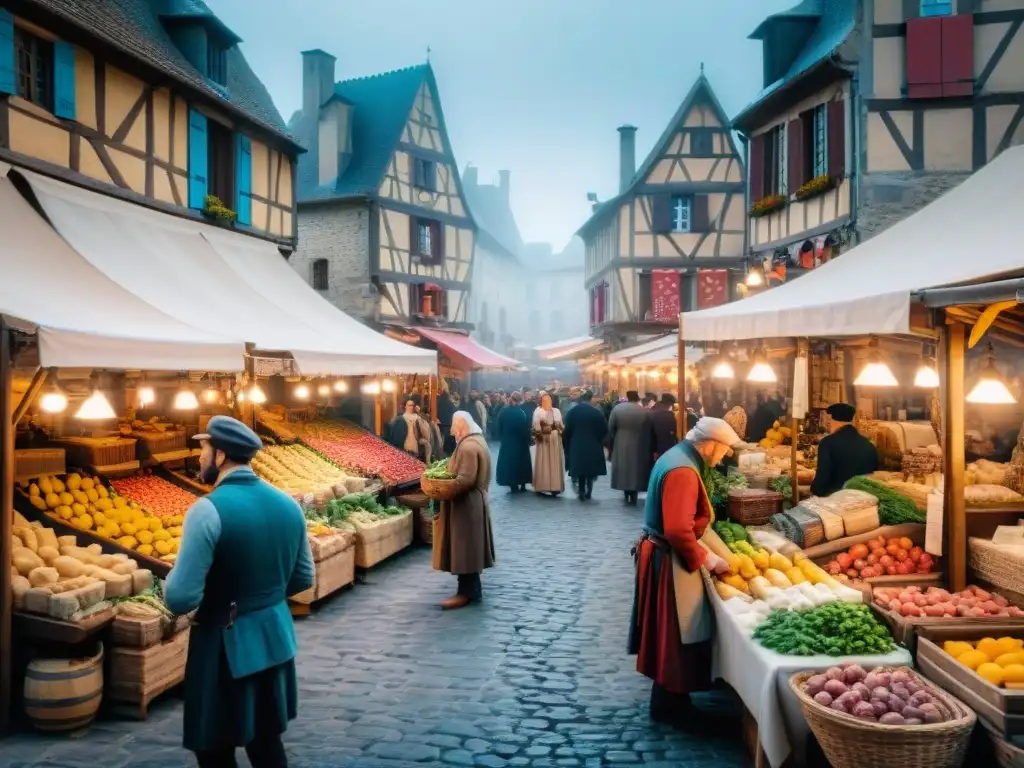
[154,539,171,555]
[72,490,88,505]
[58,492,73,506]
[86,489,98,503]
[995,652,1024,667]
[57,506,74,520]
[28,483,40,498]
[978,638,1002,660]
[117,535,138,550]
[944,641,974,658]
[136,543,154,557]
[978,662,1006,686]
[998,637,1024,655]
[66,474,81,491]
[958,650,990,670]
[1003,664,1024,684]
[44,493,61,509]
[113,496,127,509]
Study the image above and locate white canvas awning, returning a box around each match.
[534,335,603,360]
[606,332,703,366]
[20,171,435,375]
[0,176,244,371]
[681,145,1024,342]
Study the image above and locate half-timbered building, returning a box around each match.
[0,0,300,245]
[739,0,1024,284]
[576,73,746,347]
[289,51,476,332]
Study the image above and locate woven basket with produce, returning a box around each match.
[790,665,976,768]
[421,460,460,501]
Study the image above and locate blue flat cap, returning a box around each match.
[193,415,263,459]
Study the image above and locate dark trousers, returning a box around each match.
[457,573,482,600]
[195,732,287,768]
[577,477,594,499]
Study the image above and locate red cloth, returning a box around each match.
[650,271,680,322]
[663,469,711,572]
[697,269,728,309]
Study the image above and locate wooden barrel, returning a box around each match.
[24,646,103,732]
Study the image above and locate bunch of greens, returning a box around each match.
[701,466,749,514]
[321,492,409,524]
[768,475,793,499]
[712,520,752,546]
[844,476,925,524]
[423,459,455,480]
[752,602,895,656]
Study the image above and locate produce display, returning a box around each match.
[252,444,367,495]
[423,459,455,480]
[823,534,937,580]
[941,636,1024,687]
[753,603,895,656]
[109,474,197,518]
[801,664,957,724]
[757,419,793,450]
[19,473,182,563]
[296,420,424,486]
[111,587,173,620]
[843,476,926,524]
[305,492,412,535]
[768,475,793,499]
[872,584,1024,619]
[703,467,748,512]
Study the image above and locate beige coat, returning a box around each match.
[432,434,496,575]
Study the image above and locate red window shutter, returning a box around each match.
[749,134,766,201]
[941,15,974,97]
[651,194,673,233]
[787,118,805,188]
[690,195,710,232]
[827,100,846,178]
[906,17,944,99]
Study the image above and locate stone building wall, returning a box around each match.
[856,171,970,243]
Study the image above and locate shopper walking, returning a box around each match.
[562,390,607,501]
[608,391,653,505]
[433,411,496,609]
[165,416,314,768]
[650,393,679,461]
[531,391,566,496]
[495,392,532,493]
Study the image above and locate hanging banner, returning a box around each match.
[697,269,729,309]
[650,270,680,323]
[792,355,809,419]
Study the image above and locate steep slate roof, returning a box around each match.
[733,0,856,126]
[461,178,522,260]
[575,73,737,239]
[23,0,298,149]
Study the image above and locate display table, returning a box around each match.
[707,581,913,767]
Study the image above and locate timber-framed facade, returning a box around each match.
[0,0,300,246]
[577,73,746,347]
[290,51,476,331]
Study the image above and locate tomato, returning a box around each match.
[849,543,869,560]
[909,546,923,563]
[836,552,853,569]
[898,536,914,551]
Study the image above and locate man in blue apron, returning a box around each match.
[165,416,314,768]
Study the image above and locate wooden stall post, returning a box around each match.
[791,339,809,506]
[943,320,967,592]
[429,374,438,423]
[676,322,686,439]
[0,321,13,735]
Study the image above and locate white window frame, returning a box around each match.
[920,0,952,17]
[418,221,432,257]
[670,196,691,232]
[813,104,828,178]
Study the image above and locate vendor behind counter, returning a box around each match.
[810,403,879,497]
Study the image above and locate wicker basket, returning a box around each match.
[789,667,976,768]
[354,512,413,568]
[970,537,1024,597]
[416,507,435,545]
[727,488,783,526]
[980,716,1024,768]
[421,475,461,501]
[53,436,136,468]
[14,449,66,480]
[111,614,189,649]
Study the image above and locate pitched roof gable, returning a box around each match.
[576,73,737,239]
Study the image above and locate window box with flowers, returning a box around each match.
[201,195,237,225]
[748,194,787,218]
[794,174,838,202]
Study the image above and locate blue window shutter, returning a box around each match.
[235,133,252,225]
[0,10,15,96]
[53,41,77,120]
[187,108,208,209]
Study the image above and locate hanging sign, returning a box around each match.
[697,269,728,309]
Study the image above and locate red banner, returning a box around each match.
[698,269,729,309]
[650,270,680,323]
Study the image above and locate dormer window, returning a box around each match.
[207,44,227,85]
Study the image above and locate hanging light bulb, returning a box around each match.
[40,389,68,414]
[712,359,735,379]
[967,343,1017,404]
[294,383,310,400]
[317,384,331,397]
[667,369,679,385]
[914,362,940,388]
[648,369,661,380]
[203,386,220,404]
[237,389,246,403]
[361,381,381,396]
[137,385,155,407]
[745,265,764,286]
[173,389,199,410]
[75,390,116,420]
[746,346,777,383]
[381,379,396,393]
[334,379,348,393]
[248,384,267,404]
[854,340,898,387]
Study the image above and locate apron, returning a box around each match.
[671,555,714,644]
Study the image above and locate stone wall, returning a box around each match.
[292,202,376,320]
[856,170,970,243]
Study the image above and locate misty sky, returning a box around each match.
[213,0,793,250]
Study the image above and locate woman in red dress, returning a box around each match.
[628,417,743,723]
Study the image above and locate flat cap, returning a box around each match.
[826,403,856,422]
[193,415,263,459]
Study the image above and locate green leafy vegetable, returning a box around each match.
[752,602,895,656]
[424,459,455,480]
[843,476,925,524]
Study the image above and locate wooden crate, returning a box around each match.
[106,627,189,720]
[111,614,190,650]
[130,430,187,457]
[355,513,413,568]
[290,545,355,607]
[53,437,136,468]
[870,602,1024,655]
[15,448,66,481]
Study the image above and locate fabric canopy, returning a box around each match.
[415,328,520,370]
[534,335,603,360]
[607,332,703,366]
[0,176,244,370]
[681,145,1024,342]
[21,171,435,375]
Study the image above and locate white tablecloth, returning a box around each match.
[708,585,913,767]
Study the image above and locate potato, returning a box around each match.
[12,550,43,576]
[27,566,59,587]
[35,527,59,550]
[13,526,38,552]
[36,545,60,564]
[86,544,102,555]
[110,560,137,575]
[52,556,85,579]
[57,535,77,548]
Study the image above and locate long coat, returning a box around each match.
[608,401,653,492]
[649,404,678,460]
[495,406,532,487]
[810,424,879,497]
[433,434,496,574]
[563,402,608,479]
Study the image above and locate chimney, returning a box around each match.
[618,125,637,193]
[301,49,336,142]
[498,170,510,206]
[463,165,478,190]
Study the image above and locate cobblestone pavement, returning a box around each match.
[5,462,750,768]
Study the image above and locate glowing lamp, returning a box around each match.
[75,390,116,420]
[712,361,735,380]
[248,385,267,404]
[362,382,381,395]
[745,267,764,286]
[334,380,348,393]
[913,364,940,388]
[294,384,310,400]
[746,346,777,383]
[317,384,331,397]
[137,386,155,407]
[967,344,1017,404]
[381,379,396,393]
[173,389,199,410]
[40,391,68,414]
[203,387,220,403]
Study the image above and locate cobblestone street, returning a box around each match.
[4,466,749,768]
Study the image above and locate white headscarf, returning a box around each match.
[452,410,483,436]
[685,417,742,448]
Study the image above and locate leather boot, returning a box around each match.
[441,593,470,610]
